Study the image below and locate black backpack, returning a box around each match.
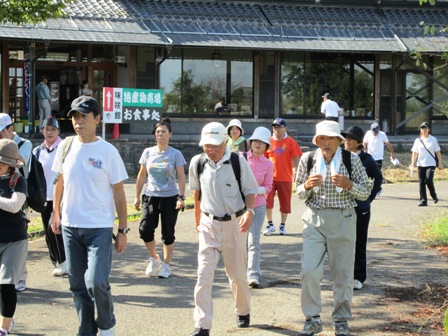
[306,149,352,179]
[19,141,47,213]
[196,152,245,201]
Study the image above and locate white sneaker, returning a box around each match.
[53,261,67,276]
[145,255,162,276]
[99,327,115,335]
[353,279,363,290]
[279,224,286,235]
[15,280,26,292]
[263,224,275,236]
[248,278,259,288]
[158,263,171,278]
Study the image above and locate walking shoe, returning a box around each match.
[236,314,250,328]
[434,197,439,204]
[0,328,8,336]
[335,321,351,336]
[263,224,275,236]
[298,318,323,336]
[189,328,210,336]
[353,279,363,290]
[53,261,67,276]
[15,280,26,292]
[279,224,286,235]
[158,263,171,279]
[418,202,428,207]
[99,327,115,335]
[145,255,162,276]
[248,278,259,288]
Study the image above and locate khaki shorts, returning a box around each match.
[0,239,28,285]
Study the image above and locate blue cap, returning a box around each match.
[272,118,287,127]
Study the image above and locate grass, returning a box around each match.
[420,213,448,247]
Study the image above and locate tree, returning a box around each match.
[0,0,73,26]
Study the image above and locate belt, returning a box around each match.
[203,208,246,221]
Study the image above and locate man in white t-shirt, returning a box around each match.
[51,96,128,336]
[363,122,396,170]
[320,93,340,122]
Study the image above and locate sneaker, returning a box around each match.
[158,263,171,279]
[15,280,26,292]
[236,314,250,328]
[434,197,439,204]
[189,328,210,336]
[353,279,363,290]
[335,321,351,336]
[263,224,275,236]
[53,261,67,276]
[99,327,115,335]
[298,318,323,336]
[0,328,8,336]
[248,278,259,288]
[146,255,162,276]
[279,224,286,235]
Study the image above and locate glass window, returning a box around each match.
[136,47,156,89]
[159,48,253,117]
[281,52,374,118]
[433,55,448,118]
[258,51,275,118]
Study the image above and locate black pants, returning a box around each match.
[41,201,66,265]
[418,166,437,204]
[0,284,17,318]
[354,207,371,283]
[375,160,383,171]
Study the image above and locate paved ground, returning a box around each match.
[13,181,448,335]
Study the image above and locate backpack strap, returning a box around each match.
[53,136,74,185]
[9,172,20,192]
[196,153,207,201]
[306,149,352,179]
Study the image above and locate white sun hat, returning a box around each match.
[312,120,345,145]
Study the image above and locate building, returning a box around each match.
[1,0,447,141]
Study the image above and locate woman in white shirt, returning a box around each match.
[410,122,443,206]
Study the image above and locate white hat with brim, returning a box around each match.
[248,127,271,146]
[199,122,228,146]
[226,119,244,135]
[0,139,24,168]
[312,120,345,145]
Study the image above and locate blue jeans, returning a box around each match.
[62,226,115,336]
[247,204,266,281]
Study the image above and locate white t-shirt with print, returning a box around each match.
[52,137,128,228]
[363,130,389,161]
[411,135,440,167]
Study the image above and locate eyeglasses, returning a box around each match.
[272,125,285,129]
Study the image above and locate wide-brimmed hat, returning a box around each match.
[226,119,244,135]
[67,96,100,117]
[248,127,271,147]
[199,122,228,146]
[0,139,24,168]
[312,120,345,145]
[341,126,364,143]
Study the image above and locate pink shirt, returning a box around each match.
[247,150,274,208]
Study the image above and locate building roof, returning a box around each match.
[0,0,446,53]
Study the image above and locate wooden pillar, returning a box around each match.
[2,41,9,115]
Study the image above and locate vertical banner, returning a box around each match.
[23,49,31,133]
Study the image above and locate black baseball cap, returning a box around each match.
[41,117,60,129]
[420,122,429,128]
[67,96,100,117]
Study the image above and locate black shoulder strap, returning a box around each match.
[306,150,317,175]
[18,140,25,148]
[9,172,20,192]
[196,153,207,201]
[341,149,352,180]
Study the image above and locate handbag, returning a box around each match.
[419,137,439,166]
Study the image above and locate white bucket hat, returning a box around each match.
[248,127,271,147]
[199,122,228,146]
[312,120,345,145]
[226,119,244,135]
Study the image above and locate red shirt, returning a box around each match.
[265,136,302,182]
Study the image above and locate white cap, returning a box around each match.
[371,122,379,130]
[226,119,244,135]
[248,127,271,146]
[0,113,12,131]
[312,120,345,145]
[199,122,228,146]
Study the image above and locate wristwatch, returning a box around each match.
[118,227,130,235]
[177,195,186,201]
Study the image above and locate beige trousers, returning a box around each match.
[193,213,250,329]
